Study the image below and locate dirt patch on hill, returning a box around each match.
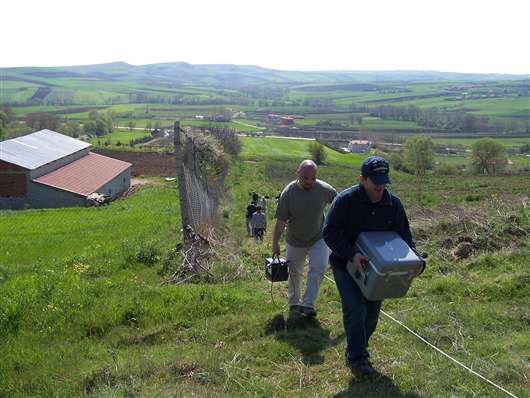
[142,135,173,147]
[94,149,175,177]
[410,198,529,261]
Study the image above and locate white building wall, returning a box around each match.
[92,168,131,199]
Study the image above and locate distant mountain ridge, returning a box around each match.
[2,62,527,87]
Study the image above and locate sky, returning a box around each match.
[2,0,529,74]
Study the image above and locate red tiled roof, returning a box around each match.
[33,152,131,196]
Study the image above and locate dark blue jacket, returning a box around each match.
[323,184,416,269]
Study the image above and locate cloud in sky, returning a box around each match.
[2,0,529,74]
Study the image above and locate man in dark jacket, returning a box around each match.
[323,156,420,377]
[246,201,257,236]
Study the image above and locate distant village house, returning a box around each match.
[268,114,304,125]
[348,139,373,153]
[279,116,295,126]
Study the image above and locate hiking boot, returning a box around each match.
[300,306,317,317]
[289,305,303,316]
[349,359,374,377]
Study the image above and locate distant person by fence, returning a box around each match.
[246,201,257,236]
[251,205,266,241]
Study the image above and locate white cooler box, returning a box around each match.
[346,231,424,301]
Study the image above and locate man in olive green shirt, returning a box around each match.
[272,159,337,317]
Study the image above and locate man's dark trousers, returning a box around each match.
[332,266,382,363]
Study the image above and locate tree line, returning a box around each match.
[391,136,512,176]
[23,110,113,139]
[350,104,527,134]
[127,93,252,106]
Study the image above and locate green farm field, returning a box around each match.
[432,136,530,149]
[180,119,262,132]
[295,116,420,130]
[3,65,528,137]
[88,129,152,146]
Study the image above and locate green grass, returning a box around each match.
[1,151,529,396]
[221,154,530,397]
[379,96,530,120]
[177,119,261,132]
[88,129,152,146]
[240,136,366,168]
[0,186,179,267]
[294,116,419,130]
[432,137,530,149]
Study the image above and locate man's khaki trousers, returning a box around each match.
[286,238,330,309]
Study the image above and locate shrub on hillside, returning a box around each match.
[308,141,327,165]
[207,127,242,157]
[389,152,404,171]
[405,135,434,177]
[434,162,460,176]
[122,240,160,266]
[471,138,507,175]
[187,132,229,183]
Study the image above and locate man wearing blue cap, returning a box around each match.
[323,156,418,377]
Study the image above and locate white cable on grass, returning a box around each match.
[322,274,520,398]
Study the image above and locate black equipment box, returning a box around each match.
[265,256,289,282]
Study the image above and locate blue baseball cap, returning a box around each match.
[361,156,391,185]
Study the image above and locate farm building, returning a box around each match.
[279,117,295,126]
[267,114,282,123]
[0,129,132,209]
[348,140,373,153]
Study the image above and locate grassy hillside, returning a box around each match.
[0,138,529,397]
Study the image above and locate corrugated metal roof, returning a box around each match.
[0,129,91,170]
[33,152,131,197]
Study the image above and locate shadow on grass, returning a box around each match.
[334,371,421,398]
[265,313,342,366]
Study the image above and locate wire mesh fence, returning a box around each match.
[174,122,229,238]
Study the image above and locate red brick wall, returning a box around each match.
[0,174,27,197]
[0,160,26,172]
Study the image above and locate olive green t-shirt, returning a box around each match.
[275,179,337,248]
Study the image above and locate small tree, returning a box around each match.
[471,138,507,175]
[0,110,8,140]
[88,110,99,120]
[518,143,530,154]
[308,141,327,165]
[83,111,113,137]
[389,152,404,171]
[103,112,114,134]
[404,135,434,202]
[60,121,81,138]
[405,135,434,178]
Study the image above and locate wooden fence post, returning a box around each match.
[174,121,192,240]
